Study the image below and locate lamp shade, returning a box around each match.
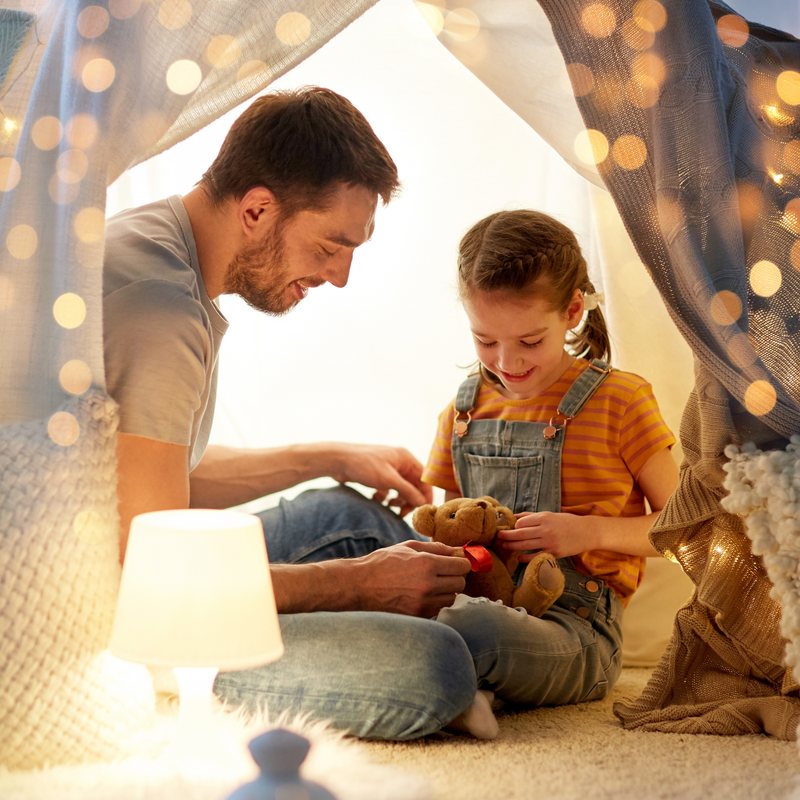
[110,509,284,670]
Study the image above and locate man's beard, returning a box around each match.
[223,217,296,316]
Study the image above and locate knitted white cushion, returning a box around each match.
[722,436,800,680]
[0,392,155,770]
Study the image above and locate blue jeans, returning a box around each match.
[213,486,478,740]
[214,485,624,739]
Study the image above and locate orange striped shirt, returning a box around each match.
[421,358,675,606]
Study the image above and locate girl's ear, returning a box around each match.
[566,289,584,328]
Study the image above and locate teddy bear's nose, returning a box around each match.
[477,501,487,508]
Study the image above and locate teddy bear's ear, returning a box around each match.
[411,505,437,538]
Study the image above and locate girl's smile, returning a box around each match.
[463,288,585,401]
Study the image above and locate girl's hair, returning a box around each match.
[457,209,611,363]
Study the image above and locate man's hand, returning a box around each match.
[352,540,471,617]
[497,511,593,561]
[329,443,433,517]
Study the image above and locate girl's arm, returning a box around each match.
[497,447,679,559]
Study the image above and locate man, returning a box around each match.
[104,87,485,740]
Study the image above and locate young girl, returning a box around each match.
[423,209,679,738]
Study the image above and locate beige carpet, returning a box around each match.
[364,668,800,800]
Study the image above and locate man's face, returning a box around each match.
[224,183,378,316]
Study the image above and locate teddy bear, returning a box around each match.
[412,495,564,617]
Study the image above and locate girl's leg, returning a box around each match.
[435,571,623,706]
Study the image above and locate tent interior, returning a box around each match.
[2,0,800,797]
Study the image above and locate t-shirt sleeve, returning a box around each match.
[104,279,210,446]
[421,399,460,492]
[618,382,676,479]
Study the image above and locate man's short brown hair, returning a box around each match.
[199,86,400,215]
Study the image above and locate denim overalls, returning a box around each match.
[436,360,625,706]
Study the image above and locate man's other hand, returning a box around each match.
[354,540,470,617]
[331,443,433,517]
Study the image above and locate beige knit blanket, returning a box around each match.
[614,362,800,738]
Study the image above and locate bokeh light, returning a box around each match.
[777,71,800,106]
[709,289,742,325]
[49,174,81,205]
[633,0,667,32]
[109,0,142,19]
[60,359,93,395]
[582,4,616,38]
[158,0,192,29]
[749,260,782,297]
[784,198,800,234]
[53,293,87,329]
[593,78,626,113]
[7,224,37,260]
[622,18,655,50]
[574,129,609,165]
[626,74,659,108]
[83,58,115,92]
[727,332,757,369]
[737,182,763,224]
[791,240,800,271]
[57,149,89,184]
[414,2,444,35]
[0,275,14,311]
[237,60,271,84]
[784,140,800,173]
[276,12,311,45]
[74,509,110,543]
[76,239,104,268]
[717,14,748,48]
[77,5,110,38]
[166,60,201,95]
[744,380,776,416]
[444,8,480,40]
[205,35,242,68]
[612,134,647,169]
[65,114,99,150]
[48,412,80,446]
[0,158,21,192]
[31,115,63,150]
[74,207,106,243]
[566,63,594,97]
[134,110,170,151]
[632,52,666,85]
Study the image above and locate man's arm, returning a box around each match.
[117,434,466,615]
[190,441,432,515]
[116,433,190,562]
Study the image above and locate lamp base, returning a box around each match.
[161,667,243,776]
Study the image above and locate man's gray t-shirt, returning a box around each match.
[103,195,229,471]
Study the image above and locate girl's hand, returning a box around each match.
[496,511,595,560]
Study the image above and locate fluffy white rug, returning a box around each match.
[0,703,432,800]
[364,668,800,800]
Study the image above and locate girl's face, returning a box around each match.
[463,288,584,400]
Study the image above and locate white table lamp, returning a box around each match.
[110,508,284,771]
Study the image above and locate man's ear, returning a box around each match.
[237,186,280,239]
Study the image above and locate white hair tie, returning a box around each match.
[583,291,604,311]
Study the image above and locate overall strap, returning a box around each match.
[558,359,613,417]
[544,359,613,440]
[453,373,482,439]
